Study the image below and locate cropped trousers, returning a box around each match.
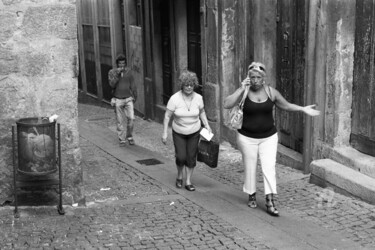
[236,132,278,195]
[172,130,200,168]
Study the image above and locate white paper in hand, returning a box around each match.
[200,128,214,141]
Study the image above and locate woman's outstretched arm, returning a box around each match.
[273,87,320,116]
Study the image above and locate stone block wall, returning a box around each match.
[0,0,83,205]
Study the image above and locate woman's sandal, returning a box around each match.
[265,194,279,216]
[248,193,257,208]
[175,179,183,188]
[127,137,135,145]
[185,184,195,191]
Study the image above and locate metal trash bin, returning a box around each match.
[12,117,64,217]
[16,117,57,175]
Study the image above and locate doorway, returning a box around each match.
[351,0,375,156]
[187,0,202,94]
[160,0,173,105]
[276,0,307,153]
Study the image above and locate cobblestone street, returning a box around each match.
[81,101,375,249]
[0,99,374,249]
[2,0,374,249]
[0,196,270,249]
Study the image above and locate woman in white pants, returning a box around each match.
[224,62,320,216]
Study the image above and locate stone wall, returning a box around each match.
[312,0,356,157]
[218,0,236,141]
[129,26,144,116]
[321,0,355,148]
[0,0,82,205]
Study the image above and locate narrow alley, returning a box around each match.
[0,96,374,249]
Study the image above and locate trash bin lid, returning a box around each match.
[16,117,55,126]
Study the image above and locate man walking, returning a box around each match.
[108,54,137,145]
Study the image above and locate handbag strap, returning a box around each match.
[264,84,274,102]
[238,86,250,109]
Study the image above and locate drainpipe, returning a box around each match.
[303,0,318,174]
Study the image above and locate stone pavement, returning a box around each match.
[0,96,374,249]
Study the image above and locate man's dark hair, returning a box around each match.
[116,54,127,65]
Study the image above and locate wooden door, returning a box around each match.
[81,0,97,96]
[97,0,112,101]
[187,0,202,94]
[160,0,173,105]
[351,0,375,156]
[276,0,306,153]
[142,0,155,119]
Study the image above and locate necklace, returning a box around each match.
[182,92,193,111]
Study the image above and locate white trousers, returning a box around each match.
[236,132,278,195]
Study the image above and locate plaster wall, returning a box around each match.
[0,0,82,204]
[219,0,236,127]
[205,0,219,85]
[313,0,355,158]
[129,26,144,116]
[323,0,354,148]
[203,0,221,138]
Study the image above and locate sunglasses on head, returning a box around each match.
[248,65,265,72]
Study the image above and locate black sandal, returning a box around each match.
[248,193,257,208]
[175,179,183,188]
[185,184,195,191]
[265,194,279,216]
[127,137,135,145]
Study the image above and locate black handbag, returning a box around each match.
[197,139,220,168]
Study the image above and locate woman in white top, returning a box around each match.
[162,70,212,191]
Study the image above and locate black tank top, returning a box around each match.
[238,96,277,139]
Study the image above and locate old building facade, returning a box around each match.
[77,0,375,203]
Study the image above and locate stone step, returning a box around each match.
[310,158,375,205]
[330,146,375,179]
